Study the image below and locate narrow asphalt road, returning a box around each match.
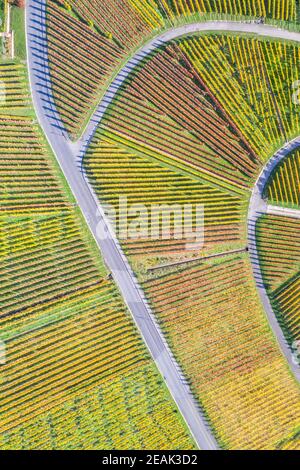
[25,0,300,448]
[80,23,300,153]
[267,204,300,219]
[26,0,218,450]
[248,136,300,382]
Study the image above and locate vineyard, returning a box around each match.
[85,34,300,262]
[0,63,29,110]
[84,30,300,449]
[256,214,300,344]
[1,363,190,450]
[265,149,300,207]
[46,1,125,138]
[142,256,300,449]
[86,136,248,259]
[2,0,300,452]
[259,149,300,345]
[180,35,300,161]
[95,44,260,189]
[0,58,194,449]
[139,0,297,22]
[46,0,300,139]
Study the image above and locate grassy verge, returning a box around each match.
[11,5,26,60]
[0,0,4,31]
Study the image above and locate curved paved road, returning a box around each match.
[26,0,218,450]
[80,23,300,153]
[25,0,300,449]
[248,136,300,382]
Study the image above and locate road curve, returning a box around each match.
[248,136,300,382]
[80,22,300,153]
[26,0,218,450]
[25,0,300,449]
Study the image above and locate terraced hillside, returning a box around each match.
[0,57,195,449]
[83,33,300,449]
